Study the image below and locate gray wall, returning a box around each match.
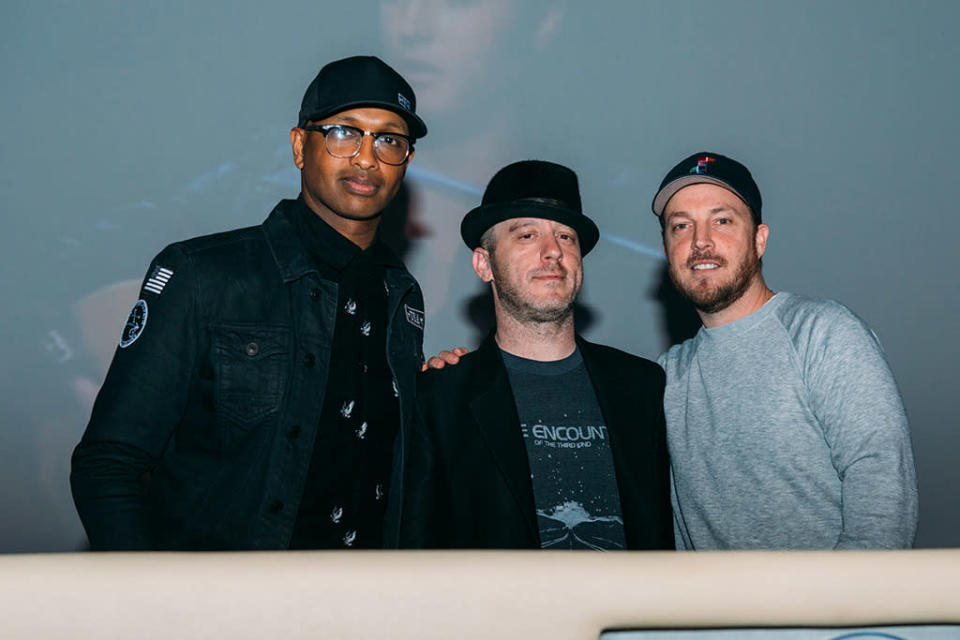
[1,0,956,551]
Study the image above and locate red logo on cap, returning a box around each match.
[691,156,715,175]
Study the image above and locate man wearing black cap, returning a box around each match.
[71,56,428,550]
[401,160,673,550]
[652,152,918,550]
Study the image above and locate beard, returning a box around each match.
[490,256,580,325]
[669,244,762,314]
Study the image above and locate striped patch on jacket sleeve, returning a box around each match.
[143,266,174,295]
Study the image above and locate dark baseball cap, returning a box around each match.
[461,160,600,256]
[651,151,762,222]
[297,55,427,138]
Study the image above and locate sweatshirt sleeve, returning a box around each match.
[802,304,918,549]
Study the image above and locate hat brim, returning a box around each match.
[299,100,428,138]
[651,175,747,216]
[460,201,600,256]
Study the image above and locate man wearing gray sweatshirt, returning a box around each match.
[652,152,918,550]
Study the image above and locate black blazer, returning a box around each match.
[400,334,673,549]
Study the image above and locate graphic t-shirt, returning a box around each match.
[502,348,626,550]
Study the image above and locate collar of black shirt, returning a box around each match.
[294,194,403,271]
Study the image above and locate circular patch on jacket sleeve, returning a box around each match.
[119,299,149,348]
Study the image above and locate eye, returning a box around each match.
[377,134,402,149]
[716,217,732,225]
[328,125,357,141]
[672,222,689,231]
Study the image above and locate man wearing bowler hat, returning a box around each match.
[652,151,918,549]
[400,160,673,550]
[71,56,428,550]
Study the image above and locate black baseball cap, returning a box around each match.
[297,55,427,138]
[461,160,600,256]
[651,151,762,222]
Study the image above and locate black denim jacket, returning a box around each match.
[71,200,425,550]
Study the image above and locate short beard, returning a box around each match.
[669,244,761,314]
[490,254,578,326]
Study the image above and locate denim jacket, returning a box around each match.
[71,200,425,550]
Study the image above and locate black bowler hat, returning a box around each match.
[651,151,762,222]
[461,160,600,256]
[298,55,427,138]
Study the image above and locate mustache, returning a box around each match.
[686,250,726,269]
[530,265,568,278]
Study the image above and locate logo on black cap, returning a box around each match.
[691,156,715,175]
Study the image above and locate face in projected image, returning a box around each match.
[379,0,566,346]
[380,0,516,117]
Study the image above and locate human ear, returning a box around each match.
[289,127,306,170]
[755,223,770,259]
[472,248,493,283]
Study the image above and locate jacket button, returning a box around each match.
[303,352,315,368]
[245,342,259,357]
[288,425,301,439]
[310,288,321,300]
[269,500,284,513]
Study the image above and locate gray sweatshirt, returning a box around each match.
[659,293,918,550]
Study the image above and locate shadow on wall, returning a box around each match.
[377,183,414,262]
[651,263,701,350]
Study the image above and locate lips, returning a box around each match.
[395,57,443,82]
[340,174,381,197]
[531,268,568,283]
[400,58,441,74]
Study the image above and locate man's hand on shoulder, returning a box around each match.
[421,347,469,372]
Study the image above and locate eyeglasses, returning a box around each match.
[301,124,414,166]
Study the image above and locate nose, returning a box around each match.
[540,234,563,262]
[384,0,432,41]
[691,224,713,250]
[352,133,379,170]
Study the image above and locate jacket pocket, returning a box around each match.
[213,324,290,430]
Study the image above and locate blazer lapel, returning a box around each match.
[580,341,636,448]
[578,338,649,541]
[467,337,539,540]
